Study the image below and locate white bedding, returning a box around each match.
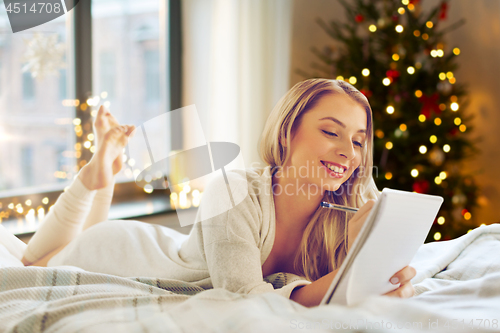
[1,224,499,332]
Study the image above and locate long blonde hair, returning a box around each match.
[259,78,380,281]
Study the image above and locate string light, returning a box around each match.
[399,124,407,131]
[449,77,456,84]
[464,212,472,220]
[375,129,385,138]
[413,30,421,37]
[336,75,344,81]
[385,142,393,150]
[415,90,423,98]
[430,135,437,143]
[439,171,447,179]
[453,47,461,55]
[454,117,461,125]
[362,68,370,76]
[422,33,429,40]
[434,117,442,126]
[439,103,446,111]
[446,72,454,79]
[349,76,357,84]
[434,232,441,241]
[143,184,154,193]
[101,91,108,99]
[418,114,426,122]
[407,66,415,74]
[443,144,451,153]
[419,145,427,154]
[439,72,446,80]
[402,0,409,5]
[459,124,467,132]
[411,169,419,177]
[395,25,404,33]
[87,133,94,141]
[426,21,434,28]
[451,102,459,111]
[431,50,438,58]
[42,197,49,204]
[73,118,81,126]
[369,24,377,32]
[435,176,442,185]
[386,106,395,114]
[392,54,400,61]
[385,172,393,180]
[408,3,415,11]
[383,78,391,86]
[398,7,405,14]
[25,199,32,206]
[437,216,445,225]
[437,50,444,57]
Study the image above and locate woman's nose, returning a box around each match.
[337,139,356,160]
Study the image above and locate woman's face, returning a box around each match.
[284,93,367,193]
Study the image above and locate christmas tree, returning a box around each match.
[304,0,480,242]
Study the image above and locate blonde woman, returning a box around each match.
[15,78,415,307]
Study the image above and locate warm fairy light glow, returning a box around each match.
[407,66,415,74]
[453,48,461,55]
[443,144,451,153]
[430,135,437,143]
[437,216,445,225]
[90,146,96,153]
[459,124,467,132]
[385,142,393,150]
[192,189,201,207]
[73,118,81,125]
[88,133,94,141]
[454,117,461,125]
[84,141,91,149]
[386,106,395,114]
[392,53,400,61]
[446,72,454,79]
[422,33,429,40]
[143,184,153,193]
[349,76,357,84]
[413,30,421,37]
[369,24,377,32]
[336,75,344,81]
[435,177,442,185]
[144,175,152,183]
[431,50,437,58]
[383,78,391,86]
[439,72,446,80]
[449,77,456,84]
[42,197,49,204]
[418,114,426,122]
[402,0,409,5]
[16,206,23,214]
[25,199,32,206]
[437,50,444,57]
[408,3,415,11]
[395,25,404,33]
[434,232,441,241]
[439,171,447,179]
[101,91,108,99]
[439,103,446,111]
[415,90,422,98]
[385,172,393,180]
[464,212,472,220]
[375,129,384,138]
[183,184,191,193]
[411,169,419,177]
[399,124,407,131]
[434,118,442,126]
[398,7,405,14]
[451,102,459,111]
[38,207,45,220]
[362,68,370,76]
[419,145,427,154]
[426,21,434,28]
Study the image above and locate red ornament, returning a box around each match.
[386,69,400,80]
[409,0,421,4]
[439,2,449,20]
[392,15,399,23]
[360,89,373,98]
[412,180,430,194]
[355,14,364,23]
[419,93,441,118]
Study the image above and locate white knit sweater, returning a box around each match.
[48,166,311,298]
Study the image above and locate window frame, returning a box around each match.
[0,0,183,235]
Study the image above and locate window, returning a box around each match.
[0,0,182,234]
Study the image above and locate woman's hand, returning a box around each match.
[347,200,375,252]
[384,266,416,298]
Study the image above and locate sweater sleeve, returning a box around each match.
[197,171,311,298]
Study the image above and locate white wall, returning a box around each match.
[290,0,500,225]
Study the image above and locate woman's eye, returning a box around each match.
[322,130,338,137]
[354,141,363,148]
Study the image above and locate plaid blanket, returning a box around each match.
[1,225,500,333]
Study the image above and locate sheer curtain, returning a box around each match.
[182,0,293,167]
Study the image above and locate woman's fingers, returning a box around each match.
[390,265,417,285]
[384,280,415,298]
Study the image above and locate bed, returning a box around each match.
[1,224,499,332]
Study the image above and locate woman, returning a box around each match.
[20,79,415,307]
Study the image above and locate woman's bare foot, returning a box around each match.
[93,106,129,174]
[79,123,135,191]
